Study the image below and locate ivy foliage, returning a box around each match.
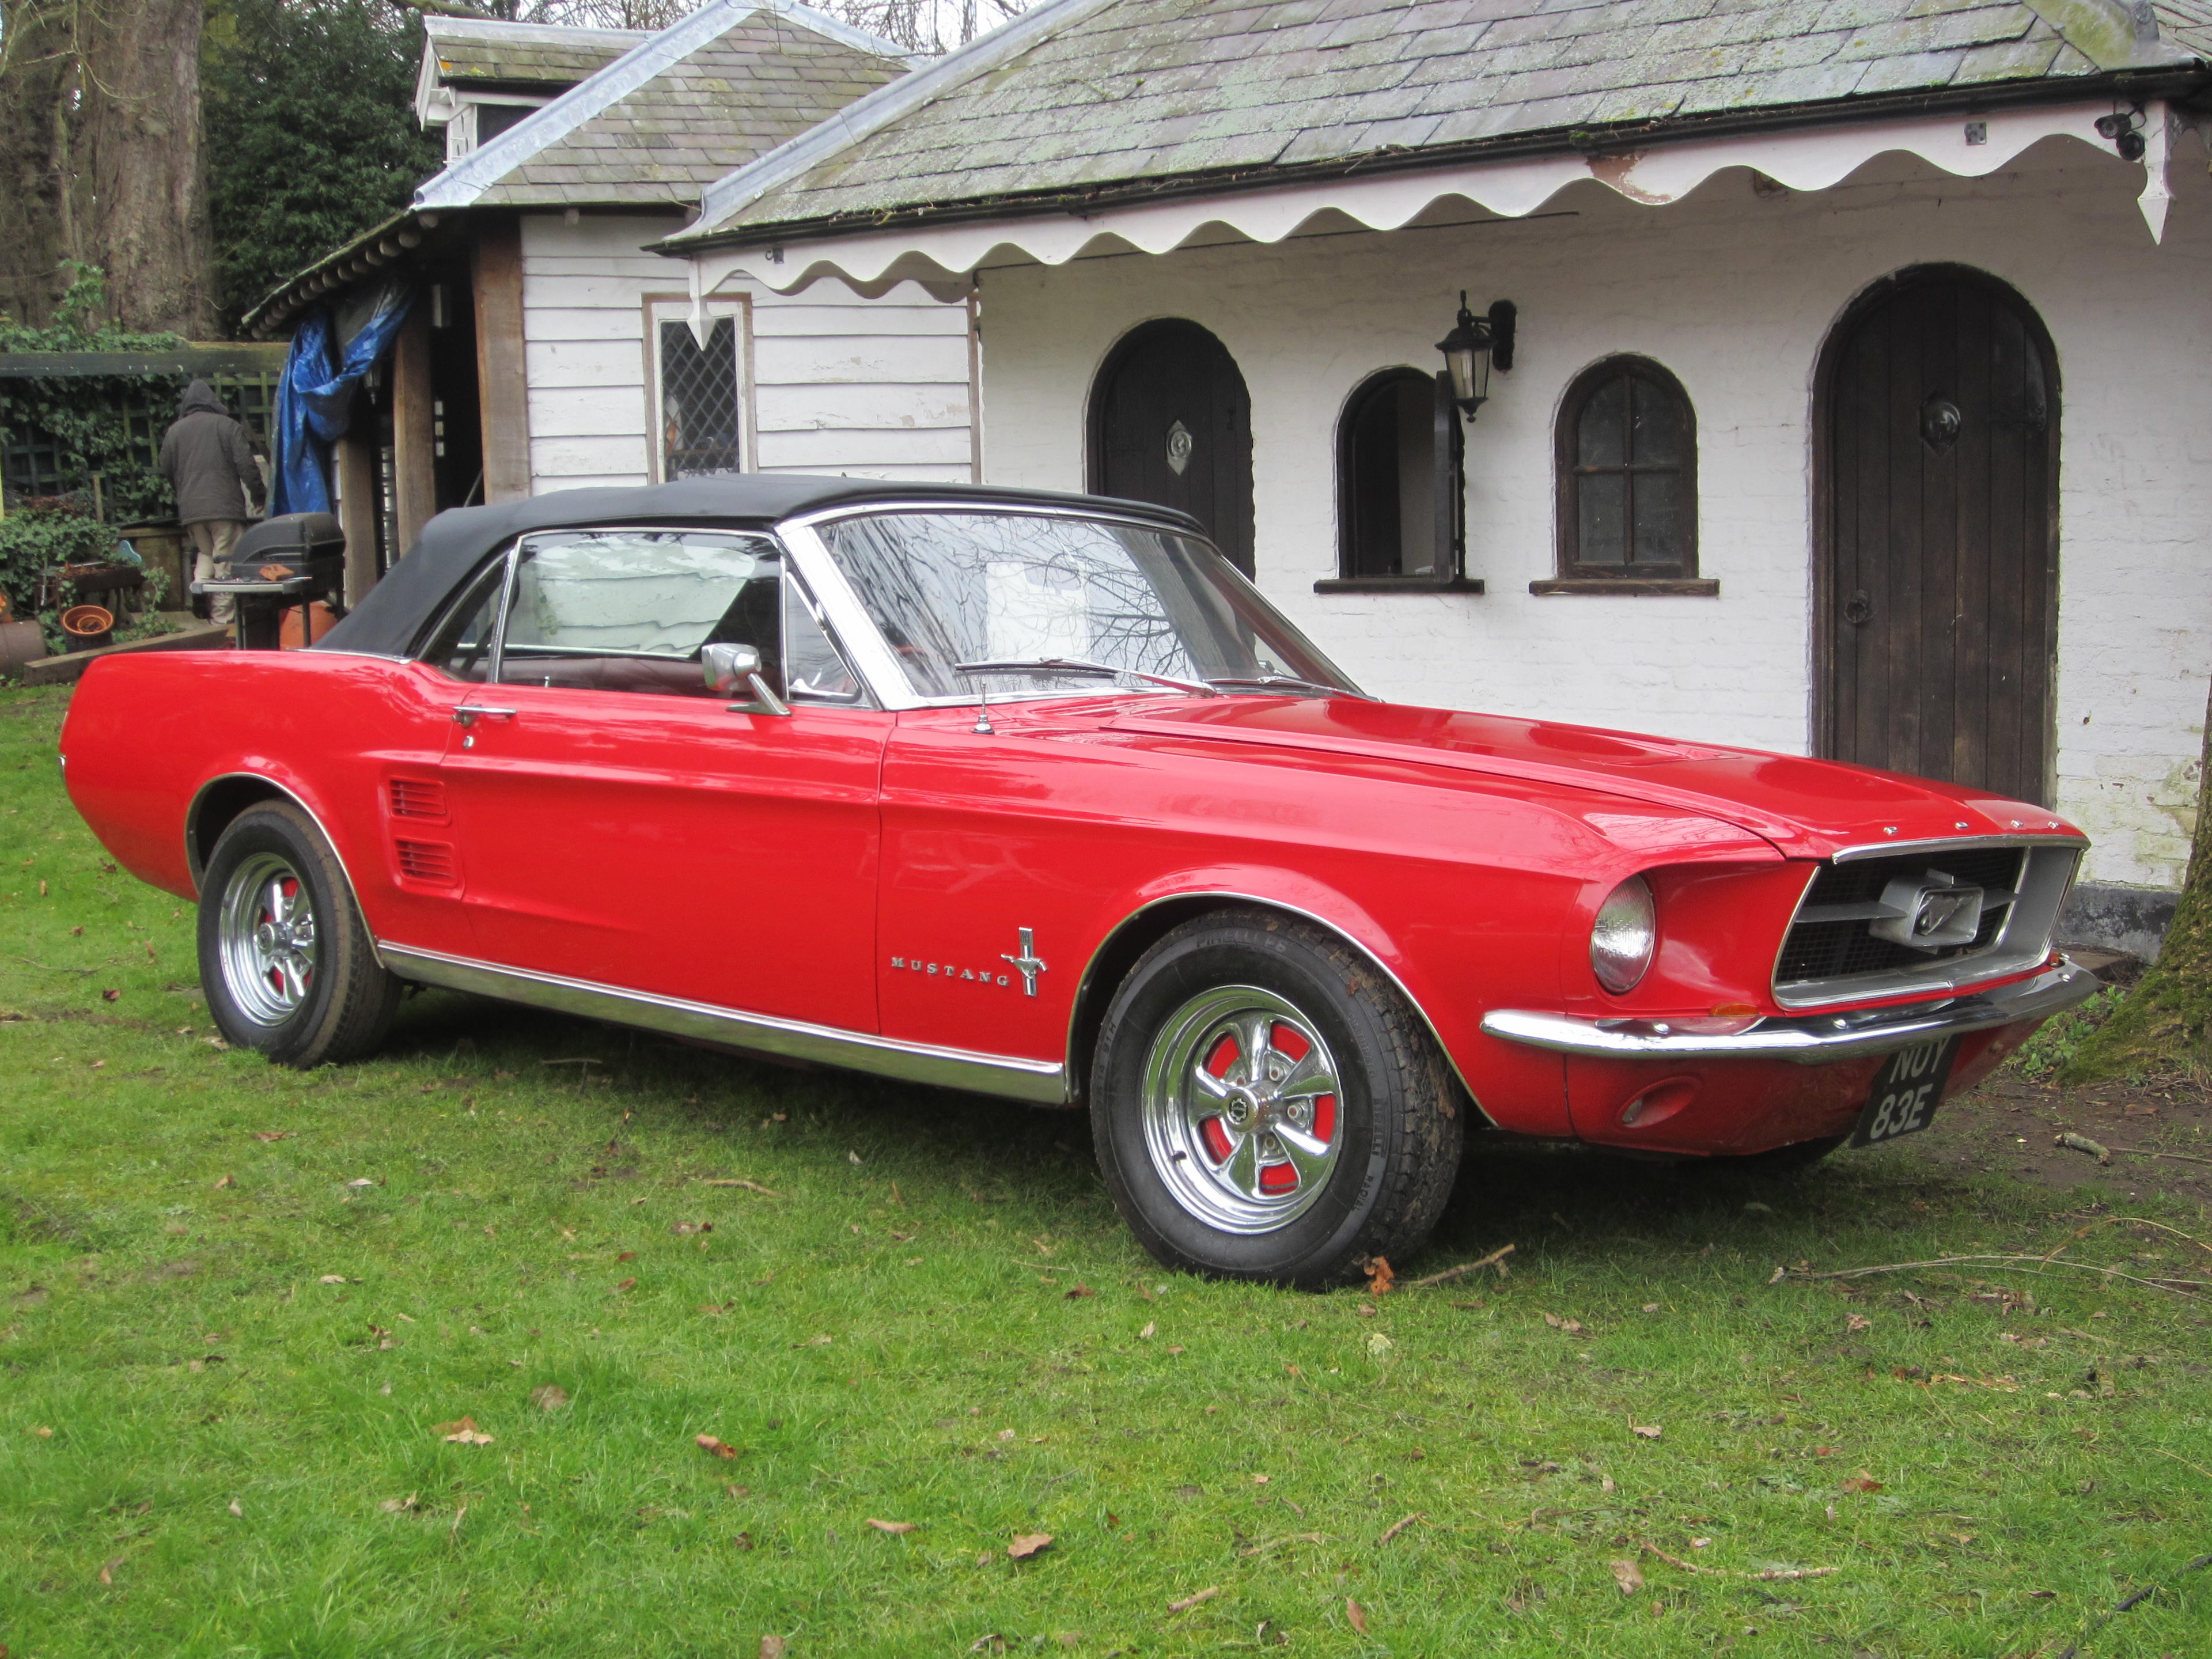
[0,503,127,646]
[204,0,446,331]
[0,265,190,525]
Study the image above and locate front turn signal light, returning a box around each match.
[1590,874,1657,994]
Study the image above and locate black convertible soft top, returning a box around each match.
[312,474,1206,660]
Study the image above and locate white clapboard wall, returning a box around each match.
[519,213,975,491]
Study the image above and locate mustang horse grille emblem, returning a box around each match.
[1001,927,1047,997]
[1870,868,1985,953]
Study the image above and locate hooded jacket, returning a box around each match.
[159,380,265,526]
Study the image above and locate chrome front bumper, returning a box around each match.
[1480,960,2099,1066]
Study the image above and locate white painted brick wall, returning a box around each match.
[974,137,2212,895]
[518,212,976,493]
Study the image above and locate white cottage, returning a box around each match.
[245,1,978,592]
[665,0,2212,958]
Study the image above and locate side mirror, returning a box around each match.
[701,641,789,717]
[702,641,759,694]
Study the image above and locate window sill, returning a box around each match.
[1313,576,1485,594]
[1529,577,1718,597]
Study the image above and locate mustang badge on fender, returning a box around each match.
[887,927,1047,996]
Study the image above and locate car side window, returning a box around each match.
[495,529,782,698]
[419,559,507,683]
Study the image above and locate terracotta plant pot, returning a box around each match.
[60,604,114,652]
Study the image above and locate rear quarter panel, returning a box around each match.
[60,651,465,944]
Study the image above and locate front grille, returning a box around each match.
[393,838,458,885]
[1776,847,2024,987]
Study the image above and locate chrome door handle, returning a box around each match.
[452,705,517,726]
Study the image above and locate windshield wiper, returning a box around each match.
[1203,673,1368,700]
[953,657,1221,696]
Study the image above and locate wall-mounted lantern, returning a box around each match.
[1436,292,1517,420]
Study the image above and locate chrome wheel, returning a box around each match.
[217,851,318,1028]
[1139,985,1343,1234]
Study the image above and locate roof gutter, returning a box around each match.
[240,209,446,341]
[656,66,2209,257]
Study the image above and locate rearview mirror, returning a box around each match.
[702,641,789,717]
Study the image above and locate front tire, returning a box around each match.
[198,801,399,1067]
[1090,910,1463,1286]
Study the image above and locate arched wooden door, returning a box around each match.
[1816,266,2059,806]
[1088,320,1255,575]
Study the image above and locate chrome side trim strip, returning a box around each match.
[184,772,384,972]
[1830,832,2085,863]
[380,944,1069,1105]
[1482,960,2097,1066]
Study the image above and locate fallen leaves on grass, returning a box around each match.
[759,1638,787,1659]
[612,1277,637,1293]
[1610,1558,1645,1594]
[1839,1471,1884,1494]
[317,1274,347,1284]
[1168,1586,1221,1613]
[866,1518,916,1535]
[1006,1533,1052,1560]
[212,1174,232,1190]
[437,1418,495,1445]
[794,1334,832,1347]
[250,1131,291,1142]
[226,1500,243,1517]
[1845,1312,1873,1333]
[696,1435,740,1460]
[1064,1284,1093,1300]
[1365,1332,1395,1359]
[100,988,118,1002]
[379,1494,420,1513]
[1630,1424,1662,1440]
[1139,1321,1156,1339]
[531,1385,569,1411]
[1543,1313,1584,1334]
[1345,1598,1369,1634]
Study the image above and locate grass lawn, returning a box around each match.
[3,680,2209,1658]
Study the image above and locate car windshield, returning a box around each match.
[816,510,1361,701]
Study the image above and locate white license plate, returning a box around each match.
[1850,1037,1959,1147]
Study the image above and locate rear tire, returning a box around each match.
[198,800,399,1068]
[1090,910,1462,1286]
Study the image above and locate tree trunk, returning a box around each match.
[2059,670,2212,1082]
[0,0,83,326]
[0,0,214,335]
[85,0,214,334]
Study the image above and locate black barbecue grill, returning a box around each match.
[191,513,347,649]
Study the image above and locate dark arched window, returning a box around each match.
[1324,368,1471,590]
[1548,356,1703,592]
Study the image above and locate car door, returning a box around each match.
[434,526,888,1033]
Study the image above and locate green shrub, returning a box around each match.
[2009,982,2127,1078]
[0,505,119,624]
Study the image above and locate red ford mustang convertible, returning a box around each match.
[61,478,2096,1282]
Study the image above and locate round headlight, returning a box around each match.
[1590,874,1657,994]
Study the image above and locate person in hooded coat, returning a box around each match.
[159,380,266,626]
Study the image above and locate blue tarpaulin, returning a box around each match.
[269,282,413,517]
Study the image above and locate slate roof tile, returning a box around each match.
[685,0,2203,236]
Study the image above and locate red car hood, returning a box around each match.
[1108,699,2080,859]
